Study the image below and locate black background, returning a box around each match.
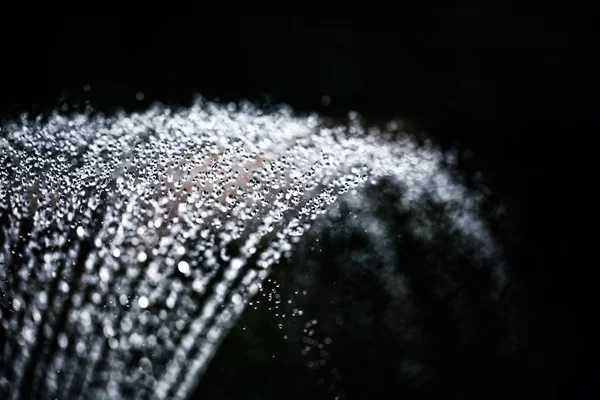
[1,2,594,399]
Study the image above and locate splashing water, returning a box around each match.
[0,99,508,399]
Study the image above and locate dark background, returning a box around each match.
[1,3,594,399]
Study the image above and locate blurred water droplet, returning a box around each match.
[138,296,149,309]
[177,261,190,274]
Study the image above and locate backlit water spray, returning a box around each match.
[0,99,508,399]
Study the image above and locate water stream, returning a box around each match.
[0,100,509,399]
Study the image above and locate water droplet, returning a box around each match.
[137,251,147,263]
[99,267,110,282]
[76,226,85,238]
[138,296,149,309]
[178,261,190,274]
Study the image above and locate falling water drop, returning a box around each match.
[177,261,190,274]
[138,296,149,309]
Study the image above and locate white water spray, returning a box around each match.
[0,99,507,399]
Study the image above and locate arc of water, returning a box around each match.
[0,100,506,400]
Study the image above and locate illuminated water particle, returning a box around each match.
[99,267,110,283]
[138,296,149,309]
[192,279,204,293]
[178,261,190,274]
[137,252,147,263]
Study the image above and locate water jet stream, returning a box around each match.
[0,100,507,399]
